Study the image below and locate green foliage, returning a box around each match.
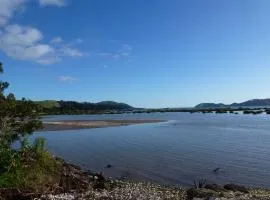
[0,62,42,145]
[0,62,61,191]
[39,100,133,115]
[243,110,263,115]
[0,140,21,173]
[0,138,61,190]
[36,100,59,109]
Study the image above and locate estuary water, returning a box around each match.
[35,112,270,187]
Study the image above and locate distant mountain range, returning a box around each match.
[36,98,270,114]
[195,98,270,108]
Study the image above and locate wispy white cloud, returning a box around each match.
[119,44,132,55]
[58,75,77,82]
[0,24,86,64]
[0,0,87,64]
[0,0,133,65]
[0,24,57,64]
[50,36,63,44]
[75,38,83,44]
[60,47,85,57]
[0,0,25,27]
[95,44,133,60]
[39,0,66,7]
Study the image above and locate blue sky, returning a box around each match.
[0,0,270,108]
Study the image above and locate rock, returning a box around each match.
[63,162,82,170]
[213,168,221,173]
[92,172,106,190]
[96,172,106,181]
[0,188,39,200]
[186,188,219,200]
[106,164,113,168]
[59,162,92,193]
[96,197,113,200]
[224,184,249,193]
[205,184,226,192]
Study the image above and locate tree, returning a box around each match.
[0,63,61,192]
[0,62,42,145]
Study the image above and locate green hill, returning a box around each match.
[36,100,133,115]
[195,98,270,108]
[35,100,59,108]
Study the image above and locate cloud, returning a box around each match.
[113,44,133,59]
[58,75,77,82]
[0,0,87,64]
[0,24,86,64]
[0,25,57,64]
[61,47,85,57]
[75,38,83,44]
[0,0,25,27]
[96,44,133,60]
[50,36,63,44]
[39,0,66,7]
[119,44,132,54]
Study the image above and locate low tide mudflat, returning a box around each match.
[41,119,166,131]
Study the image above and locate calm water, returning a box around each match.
[35,113,270,187]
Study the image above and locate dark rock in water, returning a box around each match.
[213,167,220,173]
[106,164,113,168]
[224,184,249,193]
[119,170,132,180]
[204,184,226,192]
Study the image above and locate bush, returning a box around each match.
[215,109,227,114]
[0,62,58,191]
[0,137,61,191]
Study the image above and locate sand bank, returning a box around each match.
[41,119,165,132]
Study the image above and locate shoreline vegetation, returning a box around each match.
[39,107,270,117]
[1,158,270,200]
[40,120,166,132]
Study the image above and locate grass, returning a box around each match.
[0,138,62,192]
[35,100,59,109]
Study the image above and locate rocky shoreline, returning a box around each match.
[1,160,269,200]
[41,120,166,132]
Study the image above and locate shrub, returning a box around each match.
[0,62,61,191]
[0,137,61,191]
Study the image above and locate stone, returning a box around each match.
[224,184,249,193]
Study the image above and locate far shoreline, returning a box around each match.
[40,119,166,132]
